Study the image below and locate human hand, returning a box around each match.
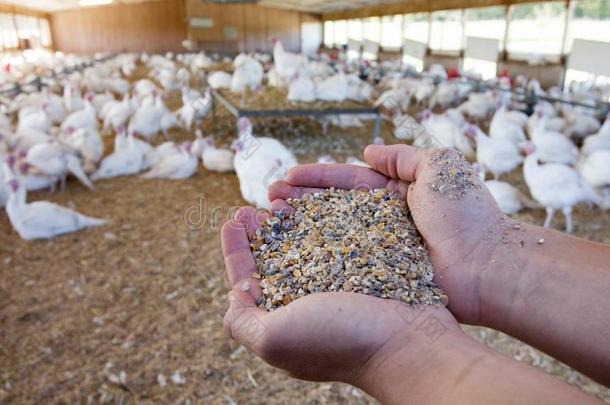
[221,206,462,388]
[221,181,597,405]
[269,145,509,324]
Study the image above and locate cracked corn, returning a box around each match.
[249,188,448,311]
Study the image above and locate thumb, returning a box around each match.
[364,144,426,183]
[224,288,269,353]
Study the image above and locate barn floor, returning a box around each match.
[1,80,610,404]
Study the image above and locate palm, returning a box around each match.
[221,206,459,384]
[267,145,505,323]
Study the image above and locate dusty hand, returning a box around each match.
[221,206,461,386]
[269,145,507,324]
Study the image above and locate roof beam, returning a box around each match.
[322,0,556,20]
[0,3,51,17]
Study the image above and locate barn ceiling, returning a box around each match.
[0,0,159,12]
[5,0,397,13]
[4,0,547,16]
[258,0,406,13]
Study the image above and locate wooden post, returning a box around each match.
[561,0,573,56]
[461,8,467,54]
[360,18,365,41]
[502,5,512,61]
[560,0,574,88]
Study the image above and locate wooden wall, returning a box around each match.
[50,0,187,54]
[185,0,320,54]
[49,0,320,55]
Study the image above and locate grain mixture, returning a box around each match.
[249,188,448,310]
[428,149,478,200]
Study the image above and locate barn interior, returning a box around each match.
[1,0,610,403]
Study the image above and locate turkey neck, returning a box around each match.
[7,183,26,219]
[523,154,540,183]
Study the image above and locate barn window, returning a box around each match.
[0,14,19,50]
[324,21,334,48]
[429,10,464,53]
[40,18,52,47]
[403,12,429,44]
[564,0,610,52]
[506,2,567,61]
[465,6,506,48]
[381,15,403,51]
[347,19,362,41]
[333,19,348,47]
[362,17,381,43]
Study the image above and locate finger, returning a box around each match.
[386,179,410,198]
[234,206,269,236]
[221,219,260,291]
[224,288,269,353]
[270,199,295,216]
[221,219,249,258]
[268,180,325,202]
[364,144,427,182]
[286,164,389,191]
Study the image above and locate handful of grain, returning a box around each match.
[249,188,448,311]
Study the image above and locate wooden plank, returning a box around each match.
[50,0,187,54]
[185,0,307,53]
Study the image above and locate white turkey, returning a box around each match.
[207,71,232,89]
[315,71,348,102]
[466,125,523,180]
[141,142,199,180]
[391,111,422,141]
[417,111,474,158]
[457,91,496,121]
[564,110,601,140]
[267,67,287,88]
[581,113,610,157]
[346,75,373,103]
[25,141,93,191]
[134,79,159,98]
[489,104,527,146]
[473,163,533,215]
[59,128,104,174]
[17,105,51,134]
[374,88,410,112]
[92,134,144,180]
[317,155,337,164]
[103,93,133,132]
[176,87,213,131]
[230,54,264,94]
[3,165,106,240]
[128,93,164,140]
[579,150,610,206]
[200,136,234,173]
[530,113,578,166]
[272,38,307,82]
[287,74,315,103]
[64,83,84,113]
[523,142,600,233]
[61,94,98,133]
[233,118,297,208]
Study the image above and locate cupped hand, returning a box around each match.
[268,145,508,324]
[221,206,461,387]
